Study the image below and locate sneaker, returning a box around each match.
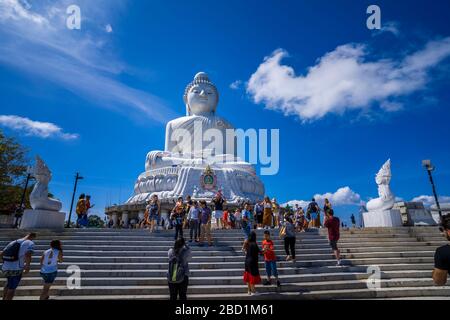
[248,291,252,296]
[336,260,342,266]
[276,280,281,287]
[263,280,271,286]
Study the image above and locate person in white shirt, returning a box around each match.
[1,233,36,300]
[39,240,64,300]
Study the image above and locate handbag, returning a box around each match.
[279,226,286,239]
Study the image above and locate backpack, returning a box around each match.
[167,250,186,284]
[2,240,21,262]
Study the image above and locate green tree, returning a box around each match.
[0,130,31,214]
[88,215,105,228]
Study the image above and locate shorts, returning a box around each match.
[41,271,58,284]
[265,260,278,278]
[214,210,223,219]
[4,272,23,290]
[329,240,339,251]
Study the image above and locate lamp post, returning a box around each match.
[422,160,442,221]
[66,172,84,228]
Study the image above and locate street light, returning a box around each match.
[422,159,442,221]
[66,172,84,228]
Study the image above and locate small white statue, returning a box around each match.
[366,159,395,212]
[29,156,62,212]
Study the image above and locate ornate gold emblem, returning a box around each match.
[200,165,217,190]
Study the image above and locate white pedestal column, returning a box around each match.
[19,209,65,230]
[362,209,403,228]
[112,212,119,228]
[122,211,129,228]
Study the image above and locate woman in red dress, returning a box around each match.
[243,231,262,295]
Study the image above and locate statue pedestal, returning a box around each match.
[362,209,403,228]
[19,209,66,230]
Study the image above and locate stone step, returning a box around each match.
[0,278,440,297]
[11,286,450,300]
[16,263,435,277]
[22,245,441,256]
[25,250,435,263]
[19,256,435,270]
[2,240,444,250]
[0,270,433,287]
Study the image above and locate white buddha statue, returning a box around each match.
[127,72,265,205]
[145,72,255,174]
[165,72,234,156]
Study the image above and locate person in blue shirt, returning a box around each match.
[188,201,200,242]
[241,203,253,251]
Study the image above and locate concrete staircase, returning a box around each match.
[1,227,449,300]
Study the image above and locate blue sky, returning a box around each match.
[1,0,450,224]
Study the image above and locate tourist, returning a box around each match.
[272,198,280,228]
[262,197,273,229]
[307,198,320,228]
[141,201,151,229]
[234,208,242,229]
[254,201,264,229]
[1,232,36,300]
[243,231,262,295]
[199,200,212,246]
[281,217,296,262]
[323,198,332,227]
[184,196,193,230]
[167,238,191,300]
[262,230,281,287]
[241,203,252,250]
[229,210,236,229]
[223,209,230,229]
[324,209,341,266]
[212,191,226,230]
[350,214,356,228]
[295,206,305,232]
[188,200,200,242]
[171,197,185,240]
[433,214,450,286]
[39,240,63,300]
[75,194,86,228]
[149,195,161,233]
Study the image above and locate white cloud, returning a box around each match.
[0,0,174,123]
[411,195,450,207]
[0,115,79,140]
[313,186,361,206]
[105,23,113,33]
[230,80,242,90]
[376,21,400,37]
[282,186,361,208]
[247,37,450,121]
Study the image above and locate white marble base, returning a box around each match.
[363,209,403,228]
[19,209,66,230]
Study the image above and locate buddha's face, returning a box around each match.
[187,83,217,115]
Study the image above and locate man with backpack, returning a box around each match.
[307,198,321,228]
[167,238,191,300]
[1,232,36,300]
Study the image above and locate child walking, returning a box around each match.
[39,240,63,300]
[262,230,281,287]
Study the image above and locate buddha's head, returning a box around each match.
[183,72,219,116]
